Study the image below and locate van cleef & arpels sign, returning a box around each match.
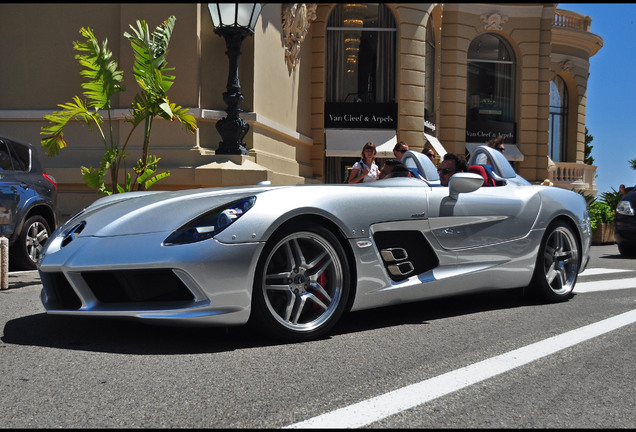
[324,103,397,129]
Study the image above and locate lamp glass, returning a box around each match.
[208,4,221,27]
[208,3,261,31]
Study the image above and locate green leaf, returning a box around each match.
[74,27,125,109]
[124,16,176,99]
[143,171,171,189]
[40,96,100,156]
[169,102,198,132]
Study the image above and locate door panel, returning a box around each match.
[426,185,540,250]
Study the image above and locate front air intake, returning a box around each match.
[82,270,195,303]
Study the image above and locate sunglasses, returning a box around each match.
[426,153,434,158]
[496,147,505,152]
[395,148,407,153]
[438,168,454,175]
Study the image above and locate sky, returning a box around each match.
[559,3,636,194]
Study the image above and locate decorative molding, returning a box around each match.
[282,3,317,72]
[480,13,508,31]
[560,59,574,73]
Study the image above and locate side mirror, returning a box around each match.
[448,173,484,200]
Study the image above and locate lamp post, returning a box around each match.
[208,3,262,155]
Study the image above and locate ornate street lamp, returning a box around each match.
[208,3,262,155]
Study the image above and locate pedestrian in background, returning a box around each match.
[348,141,380,183]
[393,141,409,159]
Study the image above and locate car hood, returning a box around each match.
[64,186,287,237]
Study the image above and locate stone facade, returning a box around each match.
[0,3,602,220]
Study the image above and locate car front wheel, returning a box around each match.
[530,220,580,302]
[251,224,350,341]
[12,215,51,270]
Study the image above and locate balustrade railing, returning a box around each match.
[548,161,597,196]
[554,9,592,31]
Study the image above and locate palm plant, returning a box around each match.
[600,188,625,211]
[41,16,196,195]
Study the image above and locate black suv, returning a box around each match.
[0,135,57,269]
[615,190,636,257]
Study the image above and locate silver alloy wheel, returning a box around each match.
[26,220,49,263]
[541,225,579,295]
[261,231,344,332]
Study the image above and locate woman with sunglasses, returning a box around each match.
[348,142,380,183]
[422,148,436,163]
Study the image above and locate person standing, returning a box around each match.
[487,135,505,153]
[348,142,380,183]
[393,141,409,159]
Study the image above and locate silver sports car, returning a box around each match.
[39,145,592,341]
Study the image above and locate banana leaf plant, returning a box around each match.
[41,16,197,195]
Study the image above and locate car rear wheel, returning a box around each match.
[530,220,580,302]
[251,224,350,341]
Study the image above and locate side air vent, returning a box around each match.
[61,222,86,247]
[374,230,439,282]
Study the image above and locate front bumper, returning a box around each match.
[39,232,265,326]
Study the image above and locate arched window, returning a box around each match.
[326,4,396,103]
[549,75,568,162]
[425,16,435,127]
[466,33,516,142]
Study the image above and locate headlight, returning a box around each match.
[616,200,634,216]
[163,196,256,245]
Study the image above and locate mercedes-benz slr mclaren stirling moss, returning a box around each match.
[39,146,592,341]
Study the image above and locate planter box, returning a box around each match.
[592,222,615,245]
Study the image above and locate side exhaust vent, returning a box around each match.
[373,230,440,282]
[381,247,415,277]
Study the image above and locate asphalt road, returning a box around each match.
[0,244,634,428]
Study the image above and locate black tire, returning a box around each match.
[250,223,350,341]
[617,242,636,257]
[11,215,51,270]
[530,220,580,302]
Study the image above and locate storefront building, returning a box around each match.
[0,3,602,218]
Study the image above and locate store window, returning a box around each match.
[324,4,397,183]
[466,33,516,143]
[325,3,396,104]
[549,75,568,162]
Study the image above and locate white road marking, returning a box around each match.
[285,309,636,429]
[7,270,39,275]
[580,268,632,276]
[575,277,636,293]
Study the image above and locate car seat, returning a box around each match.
[468,164,496,187]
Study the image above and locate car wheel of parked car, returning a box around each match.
[12,215,51,270]
[530,220,580,302]
[251,223,350,341]
[617,243,636,257]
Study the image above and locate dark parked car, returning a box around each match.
[0,135,57,269]
[615,190,636,257]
